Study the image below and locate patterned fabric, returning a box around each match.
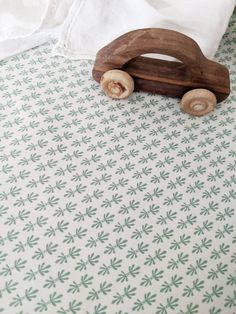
[0,12,236,314]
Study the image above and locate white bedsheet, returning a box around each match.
[0,0,73,60]
[54,0,236,60]
[0,0,235,60]
[0,0,48,41]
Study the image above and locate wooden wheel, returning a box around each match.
[181,89,216,116]
[100,70,134,99]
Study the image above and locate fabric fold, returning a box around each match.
[0,0,49,41]
[0,0,74,60]
[0,0,235,61]
[53,0,236,60]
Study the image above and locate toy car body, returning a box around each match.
[92,28,230,116]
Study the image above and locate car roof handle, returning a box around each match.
[97,28,206,79]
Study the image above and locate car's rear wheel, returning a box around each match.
[100,70,134,99]
[180,89,217,116]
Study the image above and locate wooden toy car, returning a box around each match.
[92,28,230,116]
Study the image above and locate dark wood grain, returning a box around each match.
[92,28,230,102]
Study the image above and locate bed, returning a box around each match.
[0,11,235,314]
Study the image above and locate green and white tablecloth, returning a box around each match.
[0,12,236,314]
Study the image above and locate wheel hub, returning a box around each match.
[190,100,208,112]
[192,102,208,112]
[108,81,125,96]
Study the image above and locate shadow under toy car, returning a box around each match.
[92,28,230,116]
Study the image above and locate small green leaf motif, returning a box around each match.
[140,269,163,286]
[57,300,82,314]
[132,292,157,311]
[156,296,179,314]
[112,285,137,305]
[202,285,224,303]
[35,292,62,312]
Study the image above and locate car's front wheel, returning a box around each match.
[180,88,217,116]
[100,70,134,99]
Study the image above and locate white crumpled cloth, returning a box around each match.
[53,0,236,60]
[0,0,74,60]
[0,0,235,60]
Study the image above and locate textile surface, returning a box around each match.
[0,12,236,314]
[54,0,236,60]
